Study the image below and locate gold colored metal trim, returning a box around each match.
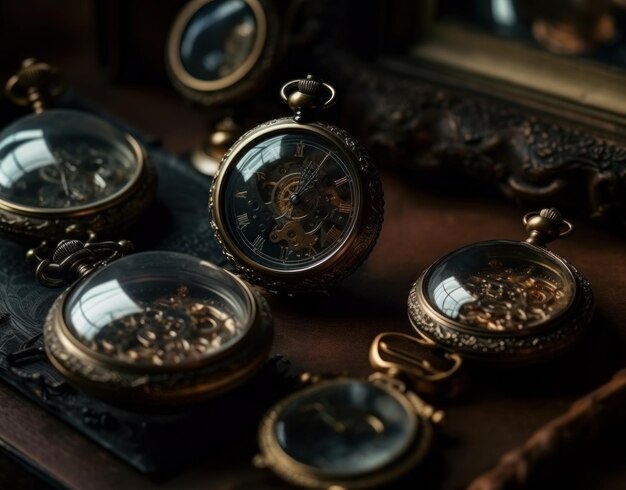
[369,332,463,382]
[420,240,577,337]
[0,134,145,217]
[44,267,273,406]
[0,134,156,241]
[167,0,267,92]
[210,118,384,292]
[408,241,594,364]
[212,121,362,276]
[256,378,432,489]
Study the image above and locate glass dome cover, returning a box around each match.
[424,240,575,333]
[63,251,255,369]
[44,251,273,406]
[408,209,594,364]
[272,380,416,478]
[0,110,142,213]
[0,58,156,242]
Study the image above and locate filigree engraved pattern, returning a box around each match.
[0,157,157,242]
[407,253,594,362]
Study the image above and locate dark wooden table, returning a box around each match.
[0,53,625,490]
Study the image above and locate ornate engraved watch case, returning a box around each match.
[0,59,156,242]
[166,0,279,106]
[43,250,273,407]
[408,209,594,365]
[254,333,455,489]
[210,76,384,292]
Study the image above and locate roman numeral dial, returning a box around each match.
[221,131,362,272]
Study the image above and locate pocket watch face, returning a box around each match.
[425,241,576,332]
[0,110,141,213]
[220,130,362,271]
[63,251,253,368]
[270,380,416,478]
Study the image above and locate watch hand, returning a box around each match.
[294,157,316,195]
[298,152,330,194]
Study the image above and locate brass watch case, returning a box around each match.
[256,377,433,489]
[166,0,280,106]
[44,270,273,408]
[209,117,384,292]
[0,135,157,242]
[408,240,594,365]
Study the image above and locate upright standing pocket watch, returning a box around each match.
[0,59,156,242]
[408,208,594,365]
[210,76,384,292]
[254,333,455,489]
[41,247,273,407]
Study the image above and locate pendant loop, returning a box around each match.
[369,332,463,384]
[280,75,336,122]
[26,228,133,287]
[523,208,573,247]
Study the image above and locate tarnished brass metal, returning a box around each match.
[43,252,274,407]
[27,230,133,288]
[255,334,443,489]
[190,117,240,176]
[0,59,157,242]
[408,208,594,365]
[280,76,337,122]
[369,332,462,383]
[209,77,384,292]
[5,58,67,113]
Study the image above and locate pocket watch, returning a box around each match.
[166,0,280,106]
[254,333,457,489]
[0,59,156,242]
[37,240,272,408]
[408,208,594,365]
[210,76,384,292]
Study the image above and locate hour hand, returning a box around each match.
[297,152,330,195]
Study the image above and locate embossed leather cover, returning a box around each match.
[0,95,299,474]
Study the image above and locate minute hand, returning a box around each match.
[297,152,331,193]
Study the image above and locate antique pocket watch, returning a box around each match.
[254,333,457,489]
[166,0,279,106]
[210,76,384,292]
[39,244,273,407]
[0,59,156,242]
[408,208,594,365]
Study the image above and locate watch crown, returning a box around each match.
[52,239,85,263]
[523,208,573,247]
[297,75,323,96]
[280,76,336,122]
[5,58,67,113]
[540,207,562,222]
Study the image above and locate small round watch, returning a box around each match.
[41,246,273,407]
[0,59,156,242]
[166,0,280,106]
[209,76,384,292]
[408,208,594,365]
[254,333,456,489]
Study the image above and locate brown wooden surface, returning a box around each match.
[0,9,626,488]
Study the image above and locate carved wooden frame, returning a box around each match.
[313,0,626,229]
